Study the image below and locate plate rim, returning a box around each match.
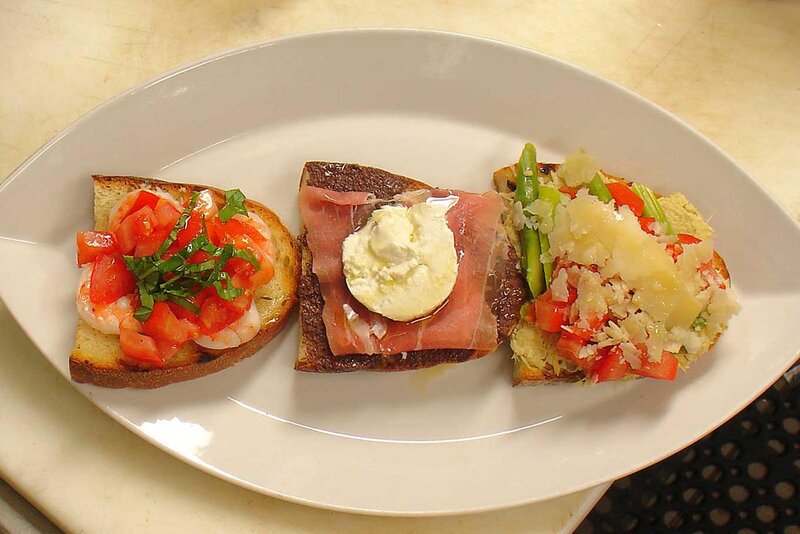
[1,28,799,517]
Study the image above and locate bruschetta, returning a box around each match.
[295,162,526,372]
[494,145,740,385]
[70,175,299,388]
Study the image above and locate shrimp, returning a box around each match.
[231,212,276,261]
[194,189,218,217]
[194,301,261,350]
[76,265,133,335]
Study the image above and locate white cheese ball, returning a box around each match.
[342,202,458,322]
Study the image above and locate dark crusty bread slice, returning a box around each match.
[295,162,527,373]
[493,163,731,386]
[70,175,300,388]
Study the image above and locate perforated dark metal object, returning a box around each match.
[578,362,800,533]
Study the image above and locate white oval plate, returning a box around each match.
[1,29,799,516]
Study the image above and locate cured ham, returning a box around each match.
[299,184,507,355]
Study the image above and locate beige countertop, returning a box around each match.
[1,1,798,532]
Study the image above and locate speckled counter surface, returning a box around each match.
[0,1,798,532]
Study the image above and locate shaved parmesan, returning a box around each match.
[575,269,608,321]
[556,150,602,187]
[619,342,642,369]
[551,269,570,303]
[550,192,702,329]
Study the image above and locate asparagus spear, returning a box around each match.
[537,185,562,287]
[587,173,612,203]
[515,143,545,297]
[632,183,675,235]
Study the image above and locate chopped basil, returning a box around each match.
[232,248,260,270]
[213,273,243,300]
[137,282,154,308]
[218,189,248,223]
[691,314,707,332]
[184,259,216,273]
[165,294,200,314]
[155,192,199,259]
[134,281,155,321]
[122,189,262,322]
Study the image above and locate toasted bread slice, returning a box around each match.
[70,175,300,388]
[295,162,526,373]
[493,163,732,386]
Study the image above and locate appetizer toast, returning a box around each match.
[70,175,299,388]
[70,152,737,388]
[296,162,526,372]
[494,149,738,386]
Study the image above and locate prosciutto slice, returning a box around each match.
[299,184,507,355]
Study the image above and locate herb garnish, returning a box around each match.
[218,189,248,222]
[691,314,707,332]
[124,191,260,322]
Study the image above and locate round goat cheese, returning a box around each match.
[342,202,458,322]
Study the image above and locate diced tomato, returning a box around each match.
[154,339,183,362]
[134,226,171,257]
[188,250,213,264]
[568,285,578,304]
[698,260,726,289]
[192,286,218,308]
[119,317,163,367]
[224,257,254,288]
[555,331,590,370]
[607,182,644,217]
[225,293,252,313]
[89,253,135,305]
[223,218,267,245]
[594,347,631,382]
[176,211,204,248]
[168,301,201,325]
[142,302,197,345]
[128,291,141,310]
[587,313,610,331]
[154,198,181,229]
[210,229,267,268]
[638,217,656,235]
[207,216,274,288]
[554,259,576,271]
[559,186,579,199]
[231,233,261,258]
[198,294,249,335]
[76,231,118,266]
[533,294,570,333]
[130,190,161,214]
[666,243,684,262]
[205,217,226,246]
[111,191,161,232]
[632,351,679,380]
[229,257,275,289]
[561,326,587,342]
[677,233,701,245]
[223,257,251,276]
[633,343,652,362]
[115,206,158,254]
[550,283,578,305]
[567,312,611,341]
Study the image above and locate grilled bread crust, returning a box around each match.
[69,175,300,388]
[295,162,526,373]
